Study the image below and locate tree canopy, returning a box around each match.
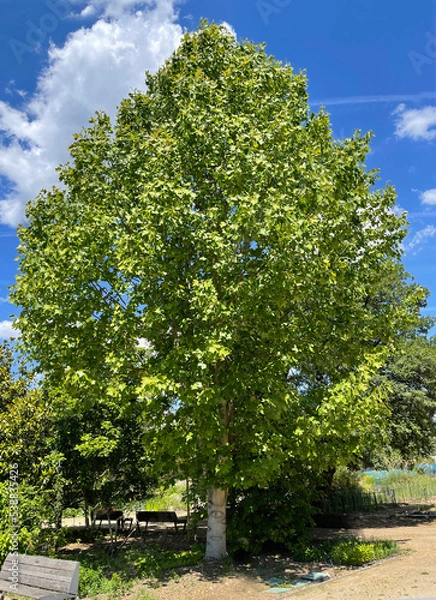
[368,334,436,467]
[12,23,425,558]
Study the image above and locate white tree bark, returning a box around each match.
[205,487,228,559]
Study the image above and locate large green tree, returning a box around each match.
[13,23,424,558]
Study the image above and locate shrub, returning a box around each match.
[79,565,130,598]
[0,481,45,562]
[329,537,398,566]
[359,474,376,492]
[292,536,398,566]
[227,478,315,554]
[332,467,362,491]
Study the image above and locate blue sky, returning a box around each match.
[0,0,435,339]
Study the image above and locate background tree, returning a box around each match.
[364,334,436,467]
[0,342,50,481]
[51,390,156,525]
[0,345,155,527]
[12,23,425,558]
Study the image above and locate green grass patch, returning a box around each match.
[79,565,130,598]
[60,541,204,599]
[134,544,204,577]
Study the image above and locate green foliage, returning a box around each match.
[371,335,436,465]
[227,474,315,554]
[79,565,130,599]
[377,470,436,502]
[62,543,204,598]
[381,470,420,487]
[359,474,377,492]
[0,342,51,481]
[293,537,399,566]
[329,538,398,566]
[50,389,157,515]
[12,22,426,556]
[142,482,187,511]
[326,468,436,507]
[62,507,84,518]
[0,481,44,562]
[332,467,363,491]
[134,545,204,576]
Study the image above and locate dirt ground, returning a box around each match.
[129,506,436,600]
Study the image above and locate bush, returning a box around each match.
[293,537,399,566]
[0,481,45,562]
[227,478,315,555]
[79,565,130,598]
[332,467,362,491]
[359,474,376,492]
[329,537,398,566]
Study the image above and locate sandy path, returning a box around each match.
[128,512,436,600]
[296,521,436,600]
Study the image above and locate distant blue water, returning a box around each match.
[416,463,436,475]
[363,464,436,481]
[363,469,409,482]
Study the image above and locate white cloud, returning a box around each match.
[79,0,160,19]
[420,189,436,206]
[394,104,436,141]
[220,21,237,38]
[0,0,183,226]
[0,320,19,340]
[311,91,436,107]
[404,225,436,254]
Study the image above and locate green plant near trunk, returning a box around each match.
[227,473,317,554]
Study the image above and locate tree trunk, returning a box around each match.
[84,495,90,527]
[205,487,228,559]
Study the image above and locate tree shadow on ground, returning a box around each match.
[344,503,436,530]
[60,527,328,590]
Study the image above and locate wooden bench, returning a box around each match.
[92,510,133,532]
[136,510,187,533]
[0,553,79,599]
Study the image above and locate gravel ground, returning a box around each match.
[126,506,436,600]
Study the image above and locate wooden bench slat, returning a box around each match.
[1,574,74,593]
[0,580,75,599]
[1,563,75,585]
[3,554,78,573]
[0,554,79,599]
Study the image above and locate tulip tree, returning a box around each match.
[13,23,424,558]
